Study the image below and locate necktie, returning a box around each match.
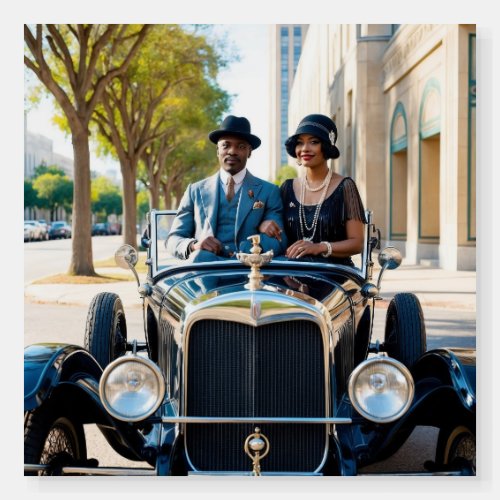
[226,176,235,202]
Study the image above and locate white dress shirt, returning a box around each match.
[219,167,247,197]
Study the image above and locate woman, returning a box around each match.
[260,113,366,266]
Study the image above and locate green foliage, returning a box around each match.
[91,175,123,220]
[275,165,298,186]
[34,164,67,177]
[136,189,150,222]
[24,179,39,209]
[33,172,73,212]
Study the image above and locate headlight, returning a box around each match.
[348,357,414,423]
[99,355,165,422]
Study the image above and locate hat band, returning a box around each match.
[299,121,337,145]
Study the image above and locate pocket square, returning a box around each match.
[252,200,264,209]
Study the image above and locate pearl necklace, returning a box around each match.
[304,168,331,192]
[299,169,332,241]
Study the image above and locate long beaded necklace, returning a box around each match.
[299,168,332,241]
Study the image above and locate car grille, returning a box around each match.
[185,319,327,473]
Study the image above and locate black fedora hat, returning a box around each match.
[285,113,340,159]
[209,115,261,150]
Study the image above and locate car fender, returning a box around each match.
[24,343,103,411]
[412,347,476,413]
[24,343,148,462]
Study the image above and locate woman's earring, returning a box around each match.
[296,159,302,167]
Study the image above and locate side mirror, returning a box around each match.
[115,244,138,269]
[376,247,402,290]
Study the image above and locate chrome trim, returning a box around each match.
[181,290,333,473]
[99,354,166,422]
[24,464,157,475]
[348,356,415,423]
[188,471,324,476]
[163,416,351,424]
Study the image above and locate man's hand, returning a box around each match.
[192,236,223,255]
[258,220,282,241]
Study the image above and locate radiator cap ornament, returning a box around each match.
[236,235,273,291]
[244,427,270,476]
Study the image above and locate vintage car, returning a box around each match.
[24,209,476,476]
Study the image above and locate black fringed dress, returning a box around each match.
[280,176,367,267]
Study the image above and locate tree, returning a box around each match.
[24,179,38,210]
[91,176,122,221]
[24,24,151,275]
[33,172,73,219]
[275,165,298,186]
[92,25,230,248]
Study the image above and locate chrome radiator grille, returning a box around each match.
[185,319,327,472]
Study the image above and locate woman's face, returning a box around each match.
[295,134,325,167]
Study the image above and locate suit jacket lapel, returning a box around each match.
[198,173,219,236]
[235,171,262,236]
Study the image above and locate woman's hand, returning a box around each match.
[258,220,282,241]
[286,240,325,259]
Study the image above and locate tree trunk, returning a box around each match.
[121,161,138,249]
[149,181,161,210]
[68,129,96,276]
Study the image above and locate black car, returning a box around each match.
[92,223,111,236]
[24,209,475,476]
[48,221,72,239]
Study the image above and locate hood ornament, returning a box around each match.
[244,427,270,476]
[236,235,273,291]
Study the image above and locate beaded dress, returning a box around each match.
[280,176,367,267]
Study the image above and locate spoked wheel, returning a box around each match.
[84,292,127,369]
[24,405,87,476]
[435,424,476,475]
[384,293,426,368]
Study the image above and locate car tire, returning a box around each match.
[84,292,127,369]
[435,423,476,475]
[24,404,87,476]
[384,292,426,368]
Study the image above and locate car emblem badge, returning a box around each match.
[244,427,270,476]
[251,298,261,320]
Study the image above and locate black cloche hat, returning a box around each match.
[285,113,340,159]
[208,115,261,150]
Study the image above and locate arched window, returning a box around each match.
[389,102,408,239]
[418,78,441,240]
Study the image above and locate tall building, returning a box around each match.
[24,113,74,179]
[269,24,308,181]
[287,24,476,271]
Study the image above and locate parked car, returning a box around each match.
[92,223,111,236]
[24,210,475,476]
[24,220,46,241]
[48,221,72,239]
[24,223,34,242]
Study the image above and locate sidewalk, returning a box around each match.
[24,263,476,312]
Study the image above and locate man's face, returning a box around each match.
[216,135,252,175]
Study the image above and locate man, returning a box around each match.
[166,115,287,262]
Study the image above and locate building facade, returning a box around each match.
[269,24,308,181]
[284,24,475,271]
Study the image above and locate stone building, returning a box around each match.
[278,24,475,271]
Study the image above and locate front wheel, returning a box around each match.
[435,424,476,475]
[24,404,87,476]
[384,292,426,368]
[84,292,127,369]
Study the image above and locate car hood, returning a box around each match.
[152,262,363,322]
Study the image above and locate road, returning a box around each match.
[23,238,476,474]
[24,235,126,284]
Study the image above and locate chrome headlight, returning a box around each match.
[348,357,414,423]
[99,355,165,422]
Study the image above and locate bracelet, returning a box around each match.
[321,241,332,258]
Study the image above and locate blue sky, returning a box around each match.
[25,25,271,180]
